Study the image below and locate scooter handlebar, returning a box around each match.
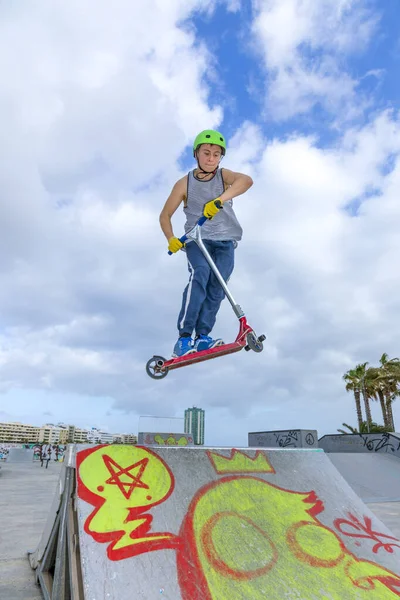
[167,201,222,255]
[167,216,209,255]
[167,233,188,256]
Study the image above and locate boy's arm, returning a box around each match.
[219,169,253,204]
[159,176,187,241]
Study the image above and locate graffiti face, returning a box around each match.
[77,445,179,560]
[79,445,173,507]
[77,446,400,598]
[177,474,400,599]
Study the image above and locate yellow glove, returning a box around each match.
[203,198,222,219]
[168,236,184,253]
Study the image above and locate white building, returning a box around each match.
[87,428,114,444]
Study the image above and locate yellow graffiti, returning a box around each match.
[208,449,275,474]
[153,435,189,446]
[78,445,177,557]
[190,476,399,598]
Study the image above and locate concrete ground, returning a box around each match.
[0,460,62,600]
[366,501,400,539]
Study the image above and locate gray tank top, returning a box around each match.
[183,169,243,241]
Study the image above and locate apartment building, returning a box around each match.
[0,421,135,445]
[113,433,137,444]
[38,424,68,444]
[0,422,39,443]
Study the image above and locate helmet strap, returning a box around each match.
[195,151,220,179]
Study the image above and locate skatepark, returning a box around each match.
[1,431,400,599]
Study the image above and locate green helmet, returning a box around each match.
[193,129,226,156]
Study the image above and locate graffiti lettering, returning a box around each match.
[274,431,299,448]
[360,433,397,454]
[334,513,400,555]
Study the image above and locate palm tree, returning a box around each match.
[337,421,390,434]
[343,363,374,427]
[342,368,364,430]
[378,353,400,431]
[343,355,400,433]
[358,362,375,426]
[362,366,390,429]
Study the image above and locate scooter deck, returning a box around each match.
[163,341,244,372]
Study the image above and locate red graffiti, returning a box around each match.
[201,511,279,580]
[76,445,181,561]
[334,513,400,554]
[102,454,150,499]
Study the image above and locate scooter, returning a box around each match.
[146,203,265,379]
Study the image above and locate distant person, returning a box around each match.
[40,444,51,468]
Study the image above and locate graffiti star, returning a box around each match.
[103,454,150,500]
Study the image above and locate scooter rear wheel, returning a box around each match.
[146,356,168,379]
[246,332,264,353]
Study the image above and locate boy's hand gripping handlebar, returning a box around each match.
[168,199,222,255]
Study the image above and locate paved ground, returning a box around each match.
[0,460,62,600]
[326,452,400,538]
[327,452,400,502]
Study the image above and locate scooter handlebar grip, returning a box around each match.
[168,234,188,256]
[197,201,222,226]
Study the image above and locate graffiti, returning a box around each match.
[305,433,315,446]
[143,433,193,446]
[77,446,400,598]
[360,433,400,454]
[0,445,9,460]
[274,431,299,448]
[77,445,180,560]
[153,435,191,446]
[319,433,400,455]
[334,513,400,555]
[33,444,66,462]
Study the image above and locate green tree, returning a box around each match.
[337,421,391,434]
[342,363,374,429]
[378,353,400,431]
[363,365,391,428]
[342,368,364,430]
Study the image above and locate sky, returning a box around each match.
[1,0,400,445]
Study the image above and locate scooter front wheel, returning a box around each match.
[146,355,168,379]
[246,332,264,353]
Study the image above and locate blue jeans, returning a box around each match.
[177,240,235,337]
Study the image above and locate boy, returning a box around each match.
[159,129,253,357]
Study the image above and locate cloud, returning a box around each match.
[1,1,399,444]
[251,0,380,120]
[2,104,400,440]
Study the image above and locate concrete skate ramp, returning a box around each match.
[327,452,400,503]
[7,447,33,462]
[74,445,400,599]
